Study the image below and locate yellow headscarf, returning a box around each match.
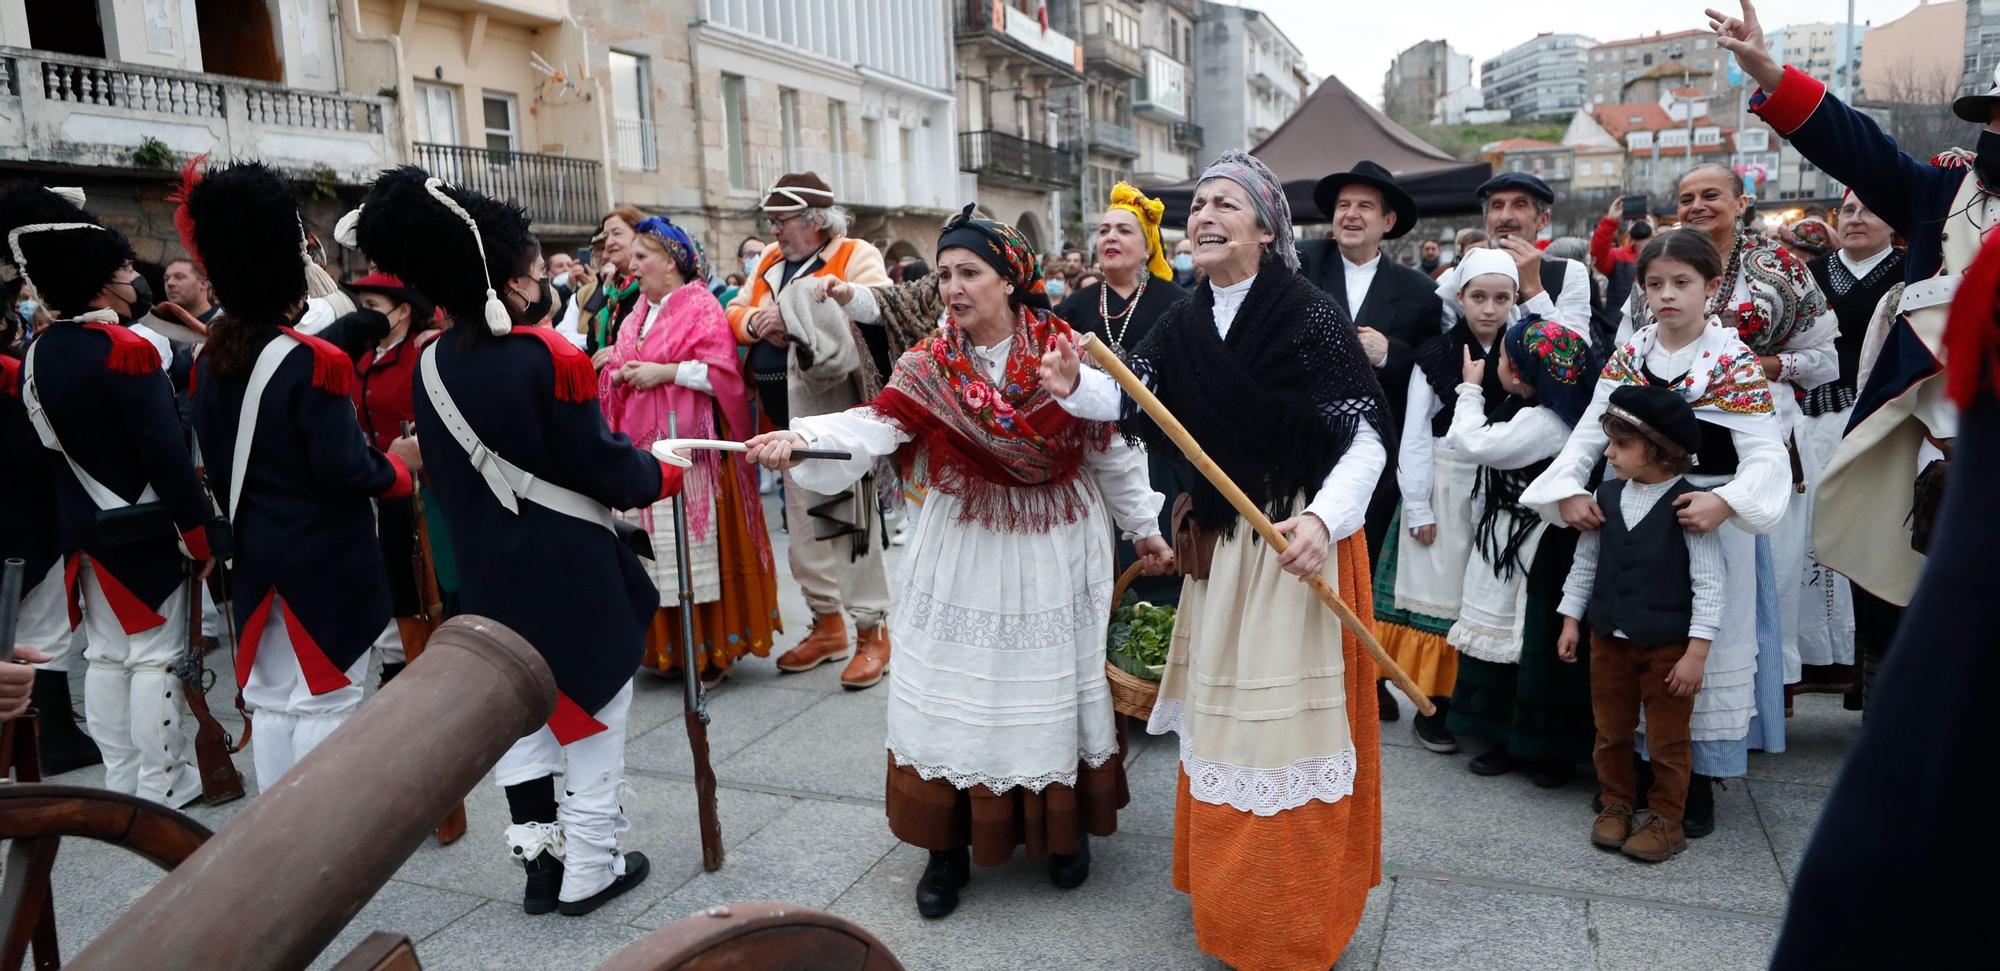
[1106,182,1171,281]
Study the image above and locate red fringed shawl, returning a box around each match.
[872,306,1112,532]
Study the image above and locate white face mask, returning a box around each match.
[1046,280,1067,301]
[552,270,572,290]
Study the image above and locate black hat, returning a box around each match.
[174,160,317,324]
[350,166,534,334]
[1314,160,1417,239]
[1476,171,1556,206]
[0,183,135,315]
[1954,63,2000,124]
[1606,384,1700,458]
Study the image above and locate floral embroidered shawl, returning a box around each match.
[1632,229,1833,358]
[1599,316,1782,442]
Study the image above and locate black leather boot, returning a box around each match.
[1683,774,1716,838]
[32,670,102,776]
[558,851,650,916]
[1413,697,1457,754]
[915,848,970,918]
[1048,835,1091,889]
[522,853,564,915]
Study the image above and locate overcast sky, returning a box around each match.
[1233,0,1934,108]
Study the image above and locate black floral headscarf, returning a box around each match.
[935,204,1049,310]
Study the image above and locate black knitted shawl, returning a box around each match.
[1122,257,1388,536]
[1416,319,1504,439]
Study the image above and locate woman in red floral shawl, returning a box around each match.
[747,207,1172,919]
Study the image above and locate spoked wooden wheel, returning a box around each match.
[0,784,212,970]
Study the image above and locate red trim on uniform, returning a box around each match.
[235,589,277,688]
[277,596,354,695]
[1947,229,2000,409]
[548,691,608,745]
[655,459,685,502]
[276,326,356,396]
[508,327,598,402]
[1750,66,1826,137]
[169,154,210,274]
[85,559,168,634]
[0,355,19,398]
[63,554,82,630]
[380,451,414,498]
[83,321,162,375]
[180,525,212,562]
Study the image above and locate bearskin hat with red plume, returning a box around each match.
[0,182,136,316]
[351,166,536,328]
[173,159,310,324]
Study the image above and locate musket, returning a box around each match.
[668,414,724,871]
[176,560,245,804]
[402,420,468,845]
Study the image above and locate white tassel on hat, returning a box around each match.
[422,177,512,336]
[50,187,87,208]
[333,205,364,249]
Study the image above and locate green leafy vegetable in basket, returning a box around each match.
[1108,600,1176,680]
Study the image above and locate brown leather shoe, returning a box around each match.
[775,613,851,673]
[1620,813,1687,863]
[1591,804,1635,850]
[840,624,891,690]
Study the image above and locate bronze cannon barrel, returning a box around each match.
[68,615,556,971]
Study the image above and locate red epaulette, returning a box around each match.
[1946,228,2000,409]
[82,321,162,375]
[0,355,19,398]
[277,326,355,396]
[508,326,597,402]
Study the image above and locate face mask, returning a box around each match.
[16,299,38,319]
[117,276,154,320]
[514,277,553,325]
[552,270,572,290]
[1978,129,2000,191]
[743,256,761,279]
[1046,281,1067,300]
[1172,253,1194,273]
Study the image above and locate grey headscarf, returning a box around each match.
[1195,150,1298,272]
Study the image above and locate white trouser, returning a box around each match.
[493,680,634,903]
[243,595,370,792]
[371,620,406,667]
[78,562,201,808]
[200,582,220,639]
[18,560,80,673]
[783,475,891,626]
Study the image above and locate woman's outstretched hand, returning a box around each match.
[1039,333,1082,398]
[744,430,809,470]
[1134,535,1175,576]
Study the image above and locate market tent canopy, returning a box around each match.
[1146,73,1492,227]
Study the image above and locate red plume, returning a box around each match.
[168,153,210,273]
[1944,227,2000,410]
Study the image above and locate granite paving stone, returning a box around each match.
[1589,900,1780,971]
[625,677,826,775]
[411,900,646,971]
[638,797,897,925]
[1376,878,1594,970]
[714,686,892,799]
[1744,777,1832,887]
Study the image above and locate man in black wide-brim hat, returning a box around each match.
[1298,160,1445,722]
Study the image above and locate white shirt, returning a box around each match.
[1209,274,1256,338]
[1837,245,1893,282]
[1520,256,1593,342]
[1559,475,1726,642]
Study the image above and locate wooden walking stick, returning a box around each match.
[1075,334,1436,716]
[668,414,724,871]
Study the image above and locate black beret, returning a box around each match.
[1606,384,1700,457]
[1476,171,1556,205]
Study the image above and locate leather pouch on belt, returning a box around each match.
[1171,493,1218,581]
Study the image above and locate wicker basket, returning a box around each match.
[1104,562,1161,720]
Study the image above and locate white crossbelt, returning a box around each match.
[227,333,298,525]
[418,341,619,534]
[22,336,159,511]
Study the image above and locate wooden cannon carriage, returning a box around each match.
[0,617,903,971]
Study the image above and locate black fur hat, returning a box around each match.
[0,182,136,315]
[349,166,536,332]
[174,160,312,323]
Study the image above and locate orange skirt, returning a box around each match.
[1379,622,1459,700]
[642,456,783,676]
[1170,534,1382,971]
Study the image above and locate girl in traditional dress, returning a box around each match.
[745,208,1170,920]
[1041,150,1390,971]
[600,216,781,688]
[1524,229,1789,839]
[1442,310,1598,788]
[1378,248,1522,755]
[1631,165,1837,753]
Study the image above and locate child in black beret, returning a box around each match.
[1556,383,1723,863]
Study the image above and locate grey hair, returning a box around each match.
[803,205,851,237]
[1543,236,1589,263]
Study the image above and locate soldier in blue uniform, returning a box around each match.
[0,182,227,808]
[174,160,422,790]
[351,166,684,917]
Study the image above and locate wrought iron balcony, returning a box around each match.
[410,142,603,231]
[1086,120,1140,158]
[953,0,1082,76]
[958,129,1077,189]
[1171,120,1203,150]
[1082,33,1144,78]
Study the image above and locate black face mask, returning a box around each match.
[113,276,154,322]
[1977,130,2000,191]
[513,277,552,325]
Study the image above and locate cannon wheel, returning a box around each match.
[594,901,905,971]
[0,784,213,970]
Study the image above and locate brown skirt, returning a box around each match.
[884,730,1130,868]
[641,453,783,677]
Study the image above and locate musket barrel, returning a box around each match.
[68,615,556,971]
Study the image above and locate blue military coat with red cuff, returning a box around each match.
[412,324,682,744]
[0,355,61,585]
[192,325,412,692]
[1750,65,1980,284]
[28,321,216,632]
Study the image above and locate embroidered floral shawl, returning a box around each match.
[1599,317,1782,442]
[1632,230,1833,358]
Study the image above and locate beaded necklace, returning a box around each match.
[1096,273,1149,350]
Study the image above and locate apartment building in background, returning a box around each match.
[953,0,1083,251]
[1192,1,1314,157]
[1482,32,1595,120]
[1130,0,1202,194]
[1967,0,2000,99]
[1382,39,1471,129]
[1585,29,1740,128]
[1860,1,1965,101]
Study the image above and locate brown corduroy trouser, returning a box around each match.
[1589,633,1698,823]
